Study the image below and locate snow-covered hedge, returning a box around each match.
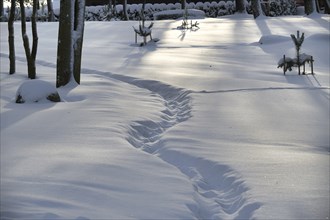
[268,0,297,16]
[245,0,297,16]
[153,9,205,20]
[1,0,297,22]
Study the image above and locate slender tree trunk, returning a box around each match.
[31,0,38,72]
[19,0,38,79]
[73,0,85,84]
[122,0,128,20]
[181,0,186,10]
[8,0,16,74]
[0,0,4,22]
[57,0,73,87]
[47,0,55,21]
[235,0,246,13]
[113,0,117,17]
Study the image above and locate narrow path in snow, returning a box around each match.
[77,68,262,219]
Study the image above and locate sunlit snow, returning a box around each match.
[0,11,329,220]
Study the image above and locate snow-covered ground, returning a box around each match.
[1,13,329,220]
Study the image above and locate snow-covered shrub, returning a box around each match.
[225,1,235,14]
[85,5,114,21]
[187,2,195,9]
[268,0,297,16]
[154,9,205,20]
[218,1,227,16]
[195,2,204,10]
[174,3,181,9]
[127,4,142,20]
[15,80,61,103]
[159,3,167,11]
[167,3,176,10]
[203,2,211,10]
[211,1,218,7]
[115,4,123,14]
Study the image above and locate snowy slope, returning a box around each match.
[1,14,329,219]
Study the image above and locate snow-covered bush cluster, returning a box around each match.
[1,0,297,22]
[268,0,297,16]
[245,0,297,16]
[2,3,49,22]
[83,1,236,21]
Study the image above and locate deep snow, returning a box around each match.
[0,13,329,220]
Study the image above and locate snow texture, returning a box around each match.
[0,12,329,220]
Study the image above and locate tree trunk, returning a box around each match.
[0,0,4,22]
[235,0,246,13]
[57,0,73,87]
[181,0,186,10]
[73,0,85,84]
[122,0,128,20]
[19,0,38,79]
[31,0,38,75]
[47,0,55,21]
[251,0,264,18]
[304,0,316,14]
[8,0,16,75]
[57,0,85,87]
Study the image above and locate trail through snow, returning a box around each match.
[80,67,263,219]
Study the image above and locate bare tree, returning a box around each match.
[19,0,38,79]
[8,0,16,74]
[56,0,86,87]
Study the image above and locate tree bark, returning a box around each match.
[235,0,246,13]
[57,0,85,87]
[31,0,38,71]
[0,0,4,22]
[56,0,73,87]
[19,0,38,79]
[73,0,85,84]
[251,0,264,18]
[8,0,16,74]
[47,0,55,21]
[181,0,186,10]
[304,0,316,14]
[122,0,128,20]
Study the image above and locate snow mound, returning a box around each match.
[258,35,291,44]
[15,79,61,103]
